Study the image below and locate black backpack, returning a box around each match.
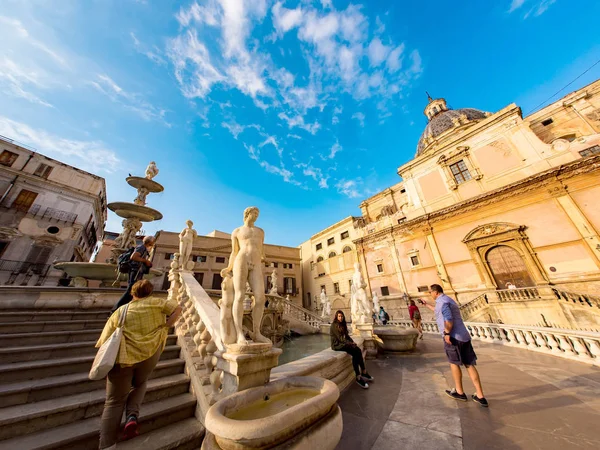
[117,247,135,274]
[384,312,390,321]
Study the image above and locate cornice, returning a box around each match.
[358,155,600,245]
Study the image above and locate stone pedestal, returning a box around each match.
[374,327,419,352]
[216,343,282,396]
[354,323,380,360]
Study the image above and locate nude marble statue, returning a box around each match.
[221,207,270,345]
[179,220,197,269]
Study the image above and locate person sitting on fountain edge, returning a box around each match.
[330,310,373,389]
[112,236,155,313]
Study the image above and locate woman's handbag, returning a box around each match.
[413,310,421,320]
[89,304,129,380]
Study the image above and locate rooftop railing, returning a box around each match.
[2,204,78,224]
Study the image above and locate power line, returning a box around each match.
[526,57,600,115]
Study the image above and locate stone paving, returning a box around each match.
[336,335,600,450]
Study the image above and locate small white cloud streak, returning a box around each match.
[0,116,121,173]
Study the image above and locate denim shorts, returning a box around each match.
[444,337,477,366]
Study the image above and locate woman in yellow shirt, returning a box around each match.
[97,279,181,449]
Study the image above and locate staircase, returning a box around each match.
[0,308,204,449]
[278,297,326,334]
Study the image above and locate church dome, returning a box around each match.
[416,95,490,156]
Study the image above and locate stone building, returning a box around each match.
[152,229,303,303]
[349,79,600,328]
[0,137,106,286]
[299,216,360,316]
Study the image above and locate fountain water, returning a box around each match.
[54,162,164,287]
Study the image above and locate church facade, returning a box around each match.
[302,79,600,329]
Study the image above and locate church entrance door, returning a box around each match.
[485,245,534,288]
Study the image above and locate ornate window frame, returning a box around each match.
[437,146,482,190]
[462,223,548,288]
[407,248,421,269]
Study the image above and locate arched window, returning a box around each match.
[316,256,324,262]
[342,246,352,253]
[328,251,337,258]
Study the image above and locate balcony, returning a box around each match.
[2,204,78,224]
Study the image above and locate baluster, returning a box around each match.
[190,311,202,356]
[583,338,600,360]
[547,333,567,355]
[568,337,591,359]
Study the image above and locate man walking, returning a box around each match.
[421,284,488,407]
[111,236,155,313]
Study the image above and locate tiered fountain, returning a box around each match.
[54,162,164,287]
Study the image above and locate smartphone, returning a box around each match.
[417,299,424,305]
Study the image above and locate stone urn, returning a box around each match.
[202,376,342,450]
[374,327,419,352]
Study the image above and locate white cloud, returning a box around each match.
[259,134,282,158]
[332,105,343,124]
[90,74,169,124]
[386,43,405,72]
[287,133,302,139]
[328,141,342,159]
[0,57,54,107]
[352,111,365,127]
[335,178,361,198]
[222,120,261,138]
[367,37,390,67]
[508,0,526,12]
[374,16,385,34]
[272,2,303,34]
[278,112,321,134]
[509,0,557,18]
[130,32,166,65]
[0,116,121,172]
[296,162,329,189]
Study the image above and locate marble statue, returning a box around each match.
[351,263,371,326]
[134,187,149,206]
[179,220,197,270]
[221,206,270,345]
[219,271,236,345]
[243,282,253,311]
[269,269,279,295]
[145,161,159,180]
[320,289,330,319]
[372,291,380,313]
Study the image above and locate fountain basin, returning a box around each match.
[203,376,342,450]
[107,202,163,221]
[374,327,419,352]
[53,262,162,285]
[126,176,164,193]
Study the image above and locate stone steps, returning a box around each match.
[0,320,108,334]
[0,393,198,450]
[0,374,191,440]
[0,311,111,323]
[0,306,201,449]
[0,335,178,364]
[0,345,181,383]
[0,358,185,408]
[0,329,105,346]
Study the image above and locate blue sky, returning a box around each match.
[1,0,599,247]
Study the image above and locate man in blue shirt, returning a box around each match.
[421,284,488,407]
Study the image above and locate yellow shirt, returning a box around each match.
[96,296,178,366]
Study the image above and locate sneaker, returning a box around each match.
[122,414,139,440]
[445,389,467,402]
[361,372,374,382]
[472,394,489,407]
[356,377,369,389]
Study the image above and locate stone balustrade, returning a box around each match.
[458,293,488,316]
[278,296,325,329]
[495,287,541,302]
[553,288,600,309]
[386,319,600,367]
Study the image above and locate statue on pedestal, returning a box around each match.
[145,161,159,180]
[320,289,330,319]
[179,220,197,271]
[220,207,270,345]
[269,269,279,295]
[134,187,150,206]
[372,291,380,314]
[351,263,371,326]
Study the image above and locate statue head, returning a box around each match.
[243,206,259,225]
[186,219,193,228]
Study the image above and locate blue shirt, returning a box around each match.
[434,294,471,342]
